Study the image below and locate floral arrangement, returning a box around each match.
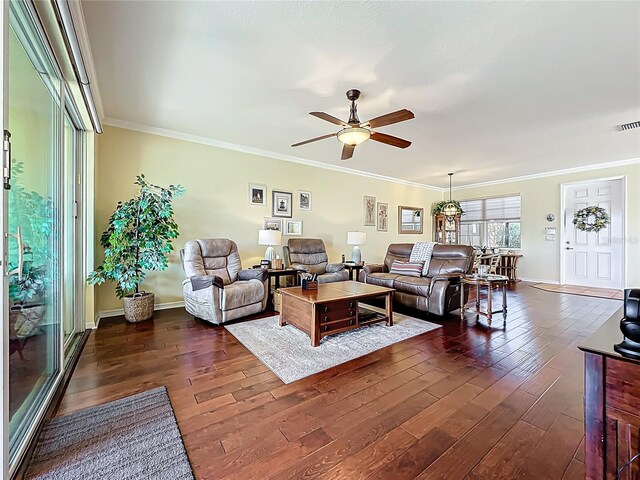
[572,206,609,233]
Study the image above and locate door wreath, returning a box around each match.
[572,206,610,233]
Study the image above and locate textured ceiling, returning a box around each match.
[82,1,640,188]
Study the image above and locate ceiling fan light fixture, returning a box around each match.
[337,127,371,146]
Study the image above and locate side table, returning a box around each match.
[460,274,509,326]
[342,263,364,281]
[267,268,299,309]
[268,268,299,289]
[497,253,523,282]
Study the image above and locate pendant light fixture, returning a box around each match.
[443,173,459,219]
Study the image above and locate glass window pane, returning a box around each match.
[460,222,483,247]
[507,222,522,248]
[486,221,506,248]
[7,11,62,460]
[460,196,521,249]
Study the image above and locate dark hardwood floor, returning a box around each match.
[57,283,622,479]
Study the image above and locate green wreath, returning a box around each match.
[572,206,609,233]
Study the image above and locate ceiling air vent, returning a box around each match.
[618,121,640,131]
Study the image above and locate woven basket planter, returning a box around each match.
[273,289,282,313]
[123,292,155,322]
[9,304,46,339]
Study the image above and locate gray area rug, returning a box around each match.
[26,387,193,480]
[226,309,441,384]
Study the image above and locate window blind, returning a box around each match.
[460,195,521,222]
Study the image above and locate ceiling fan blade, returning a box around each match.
[370,131,412,149]
[291,133,336,147]
[310,112,348,126]
[341,144,355,160]
[362,109,415,129]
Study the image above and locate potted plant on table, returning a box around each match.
[88,175,185,322]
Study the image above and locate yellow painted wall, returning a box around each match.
[95,126,442,313]
[453,164,640,286]
[95,125,640,315]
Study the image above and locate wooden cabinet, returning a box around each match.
[580,311,640,480]
[605,406,640,479]
[433,213,460,244]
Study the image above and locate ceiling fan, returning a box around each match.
[292,89,415,160]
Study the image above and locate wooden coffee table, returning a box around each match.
[278,281,394,347]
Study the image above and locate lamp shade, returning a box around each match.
[347,231,367,246]
[443,202,459,217]
[337,127,371,146]
[258,229,282,246]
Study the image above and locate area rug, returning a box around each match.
[531,282,623,300]
[225,310,441,384]
[26,387,193,480]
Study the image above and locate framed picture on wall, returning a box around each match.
[298,190,312,211]
[272,190,293,218]
[263,217,283,231]
[363,195,376,226]
[285,220,303,236]
[377,202,388,231]
[248,183,267,206]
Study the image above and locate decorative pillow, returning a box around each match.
[389,260,424,278]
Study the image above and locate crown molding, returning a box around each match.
[102,118,444,192]
[453,157,640,191]
[102,118,639,192]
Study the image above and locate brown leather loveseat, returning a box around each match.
[360,243,474,316]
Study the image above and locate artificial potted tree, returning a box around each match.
[88,175,185,322]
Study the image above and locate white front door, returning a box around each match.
[562,178,624,289]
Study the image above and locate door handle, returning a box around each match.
[3,130,11,190]
[565,247,574,250]
[5,226,24,281]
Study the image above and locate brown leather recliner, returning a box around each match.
[283,238,349,284]
[181,239,269,324]
[360,243,474,316]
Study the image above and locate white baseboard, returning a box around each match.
[86,316,98,330]
[520,277,560,284]
[91,300,186,329]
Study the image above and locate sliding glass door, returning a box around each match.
[6,3,62,464]
[2,1,85,472]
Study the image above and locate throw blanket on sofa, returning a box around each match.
[410,242,438,276]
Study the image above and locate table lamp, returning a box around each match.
[347,231,366,264]
[258,229,282,261]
